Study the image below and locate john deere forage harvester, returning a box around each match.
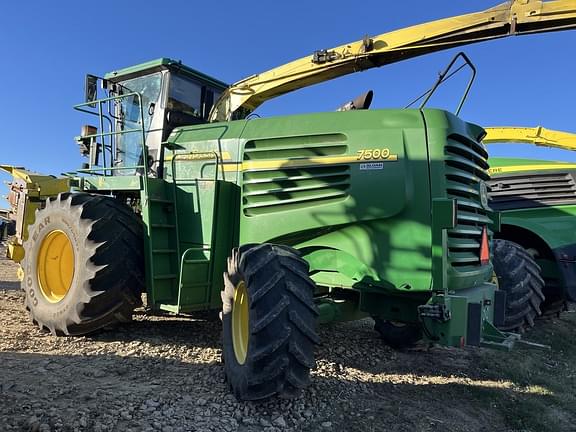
[1,57,504,400]
[3,1,576,400]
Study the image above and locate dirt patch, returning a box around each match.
[1,243,575,432]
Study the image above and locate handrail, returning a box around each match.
[74,91,148,176]
[404,52,476,115]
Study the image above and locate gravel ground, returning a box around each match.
[1,243,575,432]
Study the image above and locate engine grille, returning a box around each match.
[488,172,576,210]
[444,134,492,268]
[242,134,350,216]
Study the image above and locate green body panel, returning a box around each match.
[235,109,434,292]
[489,157,569,168]
[164,109,492,297]
[150,108,496,341]
[499,207,576,251]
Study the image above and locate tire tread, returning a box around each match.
[493,239,544,333]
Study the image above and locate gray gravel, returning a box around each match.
[2,243,575,432]
[0,285,391,432]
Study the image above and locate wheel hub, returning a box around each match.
[37,230,75,303]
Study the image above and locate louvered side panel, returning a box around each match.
[445,135,491,268]
[488,172,576,210]
[242,134,351,216]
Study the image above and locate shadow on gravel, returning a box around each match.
[0,350,226,431]
[86,315,222,350]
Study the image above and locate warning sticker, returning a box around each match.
[360,163,384,170]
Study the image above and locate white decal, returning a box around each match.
[360,163,384,170]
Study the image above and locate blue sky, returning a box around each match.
[1,1,575,208]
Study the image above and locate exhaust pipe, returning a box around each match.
[336,90,373,111]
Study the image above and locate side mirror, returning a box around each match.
[85,75,98,107]
[75,125,97,157]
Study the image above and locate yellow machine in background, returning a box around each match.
[485,126,576,174]
[0,165,69,263]
[485,126,576,150]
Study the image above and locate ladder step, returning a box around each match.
[153,274,177,280]
[149,198,173,204]
[180,282,212,288]
[152,249,177,254]
[173,178,216,184]
[183,259,211,264]
[186,246,212,251]
[158,304,179,313]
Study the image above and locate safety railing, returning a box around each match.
[73,92,148,176]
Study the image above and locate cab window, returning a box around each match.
[168,75,203,119]
[168,74,224,121]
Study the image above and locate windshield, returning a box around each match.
[115,72,163,174]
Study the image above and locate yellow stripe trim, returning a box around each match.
[165,151,232,161]
[489,163,576,175]
[221,154,398,172]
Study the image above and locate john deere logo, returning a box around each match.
[479,181,489,209]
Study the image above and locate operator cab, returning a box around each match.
[80,58,228,176]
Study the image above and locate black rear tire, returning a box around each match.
[373,318,422,349]
[492,239,545,332]
[540,278,568,317]
[22,193,144,335]
[221,244,319,400]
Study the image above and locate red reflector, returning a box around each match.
[480,227,490,265]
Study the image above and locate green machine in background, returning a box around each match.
[484,127,576,329]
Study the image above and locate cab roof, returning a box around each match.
[104,58,228,90]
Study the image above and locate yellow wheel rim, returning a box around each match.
[37,230,75,303]
[232,281,250,364]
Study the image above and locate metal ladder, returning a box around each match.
[167,151,221,313]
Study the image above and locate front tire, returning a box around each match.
[22,193,144,335]
[492,239,545,332]
[221,244,319,400]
